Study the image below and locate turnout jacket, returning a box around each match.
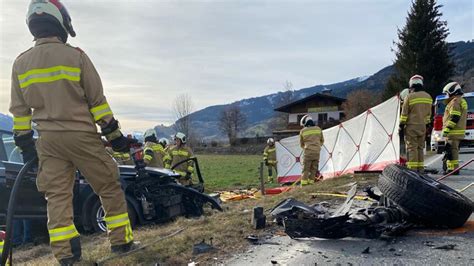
[143,142,169,168]
[10,37,113,133]
[166,145,194,176]
[443,96,468,140]
[400,91,432,126]
[263,145,277,165]
[299,126,324,159]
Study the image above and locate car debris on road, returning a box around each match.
[270,164,474,239]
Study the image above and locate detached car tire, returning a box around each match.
[379,164,473,228]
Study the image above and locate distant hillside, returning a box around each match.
[157,41,474,141]
[0,114,13,132]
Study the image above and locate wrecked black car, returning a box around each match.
[0,129,222,233]
[272,164,474,239]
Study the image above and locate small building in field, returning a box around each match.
[273,92,346,139]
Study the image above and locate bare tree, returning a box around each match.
[173,93,194,137]
[341,89,382,120]
[274,80,295,130]
[218,104,246,146]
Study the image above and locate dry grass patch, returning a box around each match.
[12,174,378,265]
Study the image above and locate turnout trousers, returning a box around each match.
[302,153,320,183]
[36,131,133,261]
[446,139,460,171]
[267,162,277,182]
[404,125,426,171]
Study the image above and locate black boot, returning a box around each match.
[59,256,81,266]
[111,241,140,254]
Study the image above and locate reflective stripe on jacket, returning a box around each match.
[10,37,113,133]
[443,96,468,140]
[143,141,167,168]
[299,126,324,158]
[263,145,277,164]
[167,145,194,176]
[400,91,432,125]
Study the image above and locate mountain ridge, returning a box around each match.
[156,41,473,141]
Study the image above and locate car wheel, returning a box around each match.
[378,164,473,228]
[90,200,138,233]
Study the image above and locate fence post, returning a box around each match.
[259,161,265,195]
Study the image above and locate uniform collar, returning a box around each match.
[35,37,63,46]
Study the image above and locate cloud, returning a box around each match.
[0,0,472,131]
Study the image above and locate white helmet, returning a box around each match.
[400,88,410,102]
[300,114,313,127]
[27,0,76,42]
[267,138,275,144]
[175,132,187,144]
[442,82,463,96]
[409,75,424,88]
[144,128,156,139]
[158,138,170,147]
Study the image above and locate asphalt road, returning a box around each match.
[227,149,474,265]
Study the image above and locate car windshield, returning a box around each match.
[0,131,23,166]
[466,97,474,113]
[435,101,446,115]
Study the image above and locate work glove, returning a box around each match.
[102,118,135,152]
[264,159,269,166]
[398,124,406,133]
[442,127,450,138]
[14,130,38,163]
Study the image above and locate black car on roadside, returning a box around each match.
[0,129,221,234]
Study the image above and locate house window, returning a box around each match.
[318,113,328,122]
[297,114,305,124]
[339,112,345,121]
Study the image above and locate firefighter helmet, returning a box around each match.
[144,128,157,143]
[175,132,187,144]
[27,0,76,42]
[158,138,170,147]
[300,114,313,127]
[408,75,423,89]
[144,128,156,138]
[400,88,410,102]
[442,82,463,96]
[267,138,275,144]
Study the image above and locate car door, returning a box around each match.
[0,130,47,217]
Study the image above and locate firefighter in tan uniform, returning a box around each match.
[166,133,194,185]
[299,115,324,186]
[105,146,134,165]
[442,82,468,175]
[143,129,169,168]
[399,75,432,172]
[263,138,277,183]
[9,1,135,264]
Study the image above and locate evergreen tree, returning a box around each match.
[384,0,454,99]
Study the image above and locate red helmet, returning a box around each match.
[27,0,76,41]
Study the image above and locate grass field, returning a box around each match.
[11,154,381,265]
[13,173,379,265]
[197,154,266,192]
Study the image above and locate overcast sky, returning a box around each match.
[0,0,472,131]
